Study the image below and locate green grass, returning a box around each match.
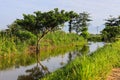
[0,31,85,55]
[40,31,84,47]
[42,41,120,80]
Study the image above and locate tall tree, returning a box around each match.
[68,11,78,33]
[73,12,91,38]
[15,8,71,54]
[102,16,120,41]
[105,16,117,26]
[115,16,120,27]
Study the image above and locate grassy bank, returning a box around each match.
[0,31,86,70]
[0,31,85,56]
[42,41,120,80]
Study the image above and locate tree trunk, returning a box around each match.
[36,37,40,55]
[69,20,72,33]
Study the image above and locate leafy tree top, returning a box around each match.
[105,15,120,27]
[72,12,91,34]
[15,8,71,36]
[101,15,120,41]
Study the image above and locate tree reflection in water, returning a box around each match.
[67,45,90,63]
[60,54,64,65]
[17,45,90,80]
[68,52,72,63]
[80,45,90,55]
[17,55,50,80]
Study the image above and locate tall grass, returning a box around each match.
[0,36,28,56]
[0,31,85,56]
[40,31,84,47]
[0,31,86,70]
[42,41,120,80]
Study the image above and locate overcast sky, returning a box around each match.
[0,0,120,33]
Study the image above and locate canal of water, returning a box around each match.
[0,42,104,80]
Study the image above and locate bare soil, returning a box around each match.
[107,68,120,80]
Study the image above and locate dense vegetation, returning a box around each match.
[0,8,91,56]
[68,12,91,39]
[101,16,120,42]
[0,31,86,70]
[42,41,120,80]
[0,30,85,55]
[88,34,102,42]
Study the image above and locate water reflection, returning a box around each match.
[68,52,72,63]
[17,66,41,80]
[60,54,64,65]
[0,42,105,80]
[17,55,50,80]
[17,46,84,80]
[80,45,90,55]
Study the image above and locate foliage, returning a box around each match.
[102,16,120,42]
[0,31,85,55]
[88,34,102,42]
[106,15,119,25]
[16,8,71,35]
[0,23,36,44]
[102,26,120,42]
[68,11,78,33]
[7,23,21,36]
[15,8,75,54]
[80,31,90,39]
[41,31,84,46]
[0,31,86,70]
[15,30,36,41]
[72,12,91,39]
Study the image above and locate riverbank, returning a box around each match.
[0,31,85,56]
[0,31,86,70]
[42,41,120,80]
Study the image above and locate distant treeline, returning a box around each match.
[88,34,102,42]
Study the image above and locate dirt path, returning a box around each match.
[107,68,120,80]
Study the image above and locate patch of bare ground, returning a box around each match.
[107,68,120,80]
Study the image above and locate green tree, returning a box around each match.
[73,12,91,38]
[68,11,78,33]
[105,16,117,26]
[15,8,70,54]
[7,23,21,36]
[102,16,120,41]
[101,26,120,41]
[115,16,120,26]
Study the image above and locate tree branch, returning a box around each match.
[37,27,55,43]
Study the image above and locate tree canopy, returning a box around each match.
[68,11,78,33]
[15,8,77,54]
[101,16,120,41]
[16,8,70,36]
[72,12,91,39]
